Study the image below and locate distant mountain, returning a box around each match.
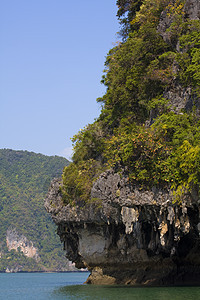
[0,149,74,272]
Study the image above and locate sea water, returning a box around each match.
[0,272,200,300]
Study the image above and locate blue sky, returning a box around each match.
[0,1,119,160]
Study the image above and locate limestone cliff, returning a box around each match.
[45,174,200,285]
[6,228,40,262]
[45,0,200,285]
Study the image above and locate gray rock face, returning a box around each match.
[164,84,200,115]
[6,228,40,262]
[158,0,200,43]
[45,174,200,285]
[184,0,200,20]
[156,0,200,119]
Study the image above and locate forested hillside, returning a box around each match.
[61,0,200,206]
[0,149,72,272]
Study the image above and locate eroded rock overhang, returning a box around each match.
[45,171,200,285]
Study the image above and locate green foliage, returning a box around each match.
[104,126,171,188]
[61,0,200,205]
[177,20,200,94]
[152,113,200,197]
[0,249,41,272]
[116,0,143,39]
[103,110,200,194]
[131,0,171,28]
[0,149,70,272]
[60,122,106,205]
[62,159,104,205]
[152,112,199,146]
[167,141,200,202]
[72,122,105,163]
[162,18,200,95]
[172,140,200,185]
[98,23,171,132]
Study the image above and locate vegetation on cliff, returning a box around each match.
[0,149,71,272]
[62,0,200,205]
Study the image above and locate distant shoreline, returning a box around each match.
[1,270,89,274]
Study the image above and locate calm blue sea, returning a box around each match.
[0,272,200,300]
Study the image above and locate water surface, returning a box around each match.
[0,272,200,300]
